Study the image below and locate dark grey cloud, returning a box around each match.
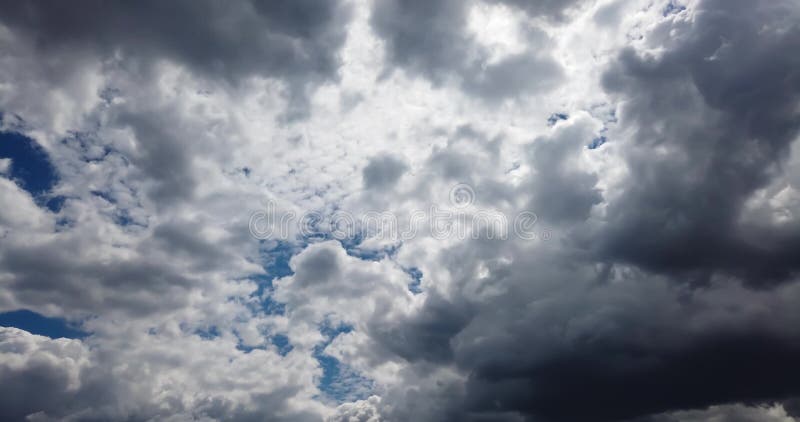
[368,236,800,421]
[291,245,343,288]
[153,219,236,271]
[784,398,800,418]
[647,402,800,422]
[113,110,200,204]
[0,235,193,317]
[463,330,800,421]
[367,291,472,363]
[370,0,563,100]
[461,50,564,102]
[362,154,409,190]
[0,0,352,119]
[371,0,472,85]
[593,0,626,27]
[354,2,800,421]
[524,115,603,224]
[0,337,79,421]
[594,0,800,285]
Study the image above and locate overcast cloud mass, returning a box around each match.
[2,0,800,421]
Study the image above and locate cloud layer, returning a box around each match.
[2,0,800,421]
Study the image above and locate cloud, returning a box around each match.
[0,0,353,121]
[524,112,604,224]
[647,402,798,422]
[370,0,564,101]
[328,395,382,422]
[273,241,414,332]
[595,0,800,285]
[485,0,587,20]
[0,325,334,421]
[0,327,89,421]
[2,0,800,420]
[362,154,408,190]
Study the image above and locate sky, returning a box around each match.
[1,0,800,421]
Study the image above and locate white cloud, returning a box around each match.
[0,157,10,174]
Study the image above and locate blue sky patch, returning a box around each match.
[236,344,268,353]
[271,334,294,356]
[250,240,301,315]
[45,195,67,213]
[0,309,88,339]
[312,322,373,402]
[547,113,569,126]
[663,1,686,16]
[343,239,400,262]
[0,131,59,201]
[589,136,607,149]
[261,240,298,281]
[195,325,221,340]
[406,267,423,294]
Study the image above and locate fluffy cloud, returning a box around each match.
[595,0,800,285]
[2,0,800,421]
[371,0,565,101]
[0,0,352,121]
[0,325,327,421]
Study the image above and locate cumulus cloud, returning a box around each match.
[328,395,382,422]
[596,0,800,285]
[0,325,329,421]
[2,0,800,421]
[273,240,415,337]
[370,0,564,101]
[0,0,352,121]
[0,327,89,421]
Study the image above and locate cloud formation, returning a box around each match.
[2,0,800,421]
